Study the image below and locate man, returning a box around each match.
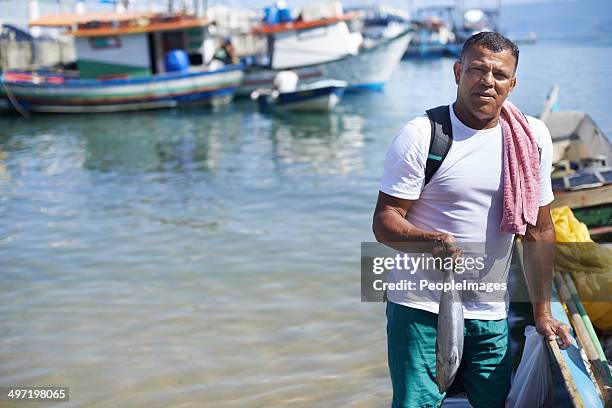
[371,32,572,408]
[214,37,239,65]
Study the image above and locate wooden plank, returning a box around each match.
[547,338,585,408]
[589,225,612,236]
[548,295,606,407]
[563,273,612,383]
[552,184,612,209]
[554,274,610,397]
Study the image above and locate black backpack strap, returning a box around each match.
[425,105,453,186]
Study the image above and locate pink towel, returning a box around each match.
[499,101,540,235]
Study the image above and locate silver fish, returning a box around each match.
[436,267,464,393]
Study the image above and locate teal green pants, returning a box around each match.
[386,302,511,408]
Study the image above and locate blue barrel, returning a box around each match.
[264,6,279,25]
[278,7,292,23]
[165,49,189,73]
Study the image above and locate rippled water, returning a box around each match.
[1,37,612,407]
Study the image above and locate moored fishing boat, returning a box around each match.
[403,3,500,59]
[0,11,243,114]
[237,2,412,96]
[403,7,456,58]
[252,80,346,113]
[540,86,612,241]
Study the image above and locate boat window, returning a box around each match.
[568,173,601,189]
[89,36,121,49]
[600,170,612,184]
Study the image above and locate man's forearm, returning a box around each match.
[523,223,556,318]
[373,209,445,248]
[523,218,572,348]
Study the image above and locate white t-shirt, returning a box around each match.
[378,104,554,320]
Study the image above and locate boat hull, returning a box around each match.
[238,31,412,96]
[257,84,344,112]
[509,241,606,408]
[0,66,244,114]
[275,91,340,112]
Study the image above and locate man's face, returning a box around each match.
[453,45,517,122]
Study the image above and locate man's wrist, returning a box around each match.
[429,232,449,243]
[532,302,552,318]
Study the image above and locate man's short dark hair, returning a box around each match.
[460,32,520,71]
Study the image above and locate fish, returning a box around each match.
[436,267,465,393]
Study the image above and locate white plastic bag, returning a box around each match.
[506,326,553,407]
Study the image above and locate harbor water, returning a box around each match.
[2,2,612,407]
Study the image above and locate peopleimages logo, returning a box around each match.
[372,253,486,275]
[372,279,508,294]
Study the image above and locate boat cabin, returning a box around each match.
[251,2,362,70]
[29,11,215,79]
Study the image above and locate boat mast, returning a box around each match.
[497,0,502,32]
[406,0,414,17]
[196,0,207,18]
[28,0,41,37]
[455,0,462,31]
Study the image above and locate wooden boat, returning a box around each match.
[403,7,457,58]
[251,80,346,113]
[492,242,608,408]
[540,86,612,241]
[237,5,412,96]
[437,241,607,407]
[513,241,609,408]
[534,288,607,407]
[0,11,243,114]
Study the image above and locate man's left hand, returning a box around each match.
[535,314,572,349]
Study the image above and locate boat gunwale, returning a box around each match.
[244,29,413,73]
[1,65,244,88]
[72,16,210,38]
[251,12,360,35]
[4,83,239,105]
[274,85,345,104]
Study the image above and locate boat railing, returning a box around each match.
[252,12,360,35]
[1,63,244,86]
[2,70,67,84]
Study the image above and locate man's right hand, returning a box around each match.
[432,233,463,262]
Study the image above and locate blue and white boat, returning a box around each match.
[252,80,347,112]
[237,3,412,96]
